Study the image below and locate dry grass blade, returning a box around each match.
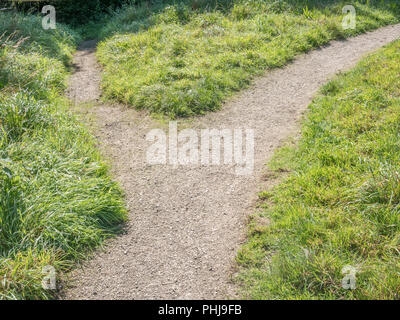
[0,31,27,49]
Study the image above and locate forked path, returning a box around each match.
[65,25,400,299]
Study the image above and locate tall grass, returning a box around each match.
[237,39,400,299]
[0,12,126,300]
[0,10,80,64]
[95,0,400,118]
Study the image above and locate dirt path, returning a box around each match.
[64,24,400,299]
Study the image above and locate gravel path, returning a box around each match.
[64,24,400,299]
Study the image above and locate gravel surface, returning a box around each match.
[64,24,400,299]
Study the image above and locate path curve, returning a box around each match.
[65,24,400,299]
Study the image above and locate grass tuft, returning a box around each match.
[0,11,126,300]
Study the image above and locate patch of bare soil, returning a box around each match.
[64,24,400,299]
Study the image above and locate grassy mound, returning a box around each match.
[0,12,126,300]
[96,0,400,118]
[237,40,400,299]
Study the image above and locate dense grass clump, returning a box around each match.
[96,0,400,118]
[0,10,80,64]
[0,12,126,300]
[236,40,400,299]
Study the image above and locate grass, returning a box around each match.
[95,0,400,118]
[0,12,126,300]
[236,39,400,300]
[0,10,79,65]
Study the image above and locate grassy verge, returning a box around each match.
[0,12,126,300]
[95,0,399,118]
[236,40,400,299]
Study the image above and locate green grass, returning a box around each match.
[0,10,80,65]
[236,39,400,300]
[0,12,126,300]
[95,0,400,118]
